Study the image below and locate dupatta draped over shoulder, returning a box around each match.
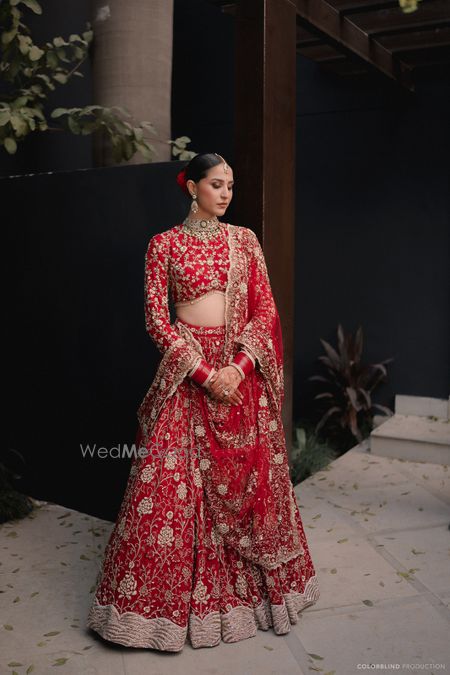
[137,224,304,571]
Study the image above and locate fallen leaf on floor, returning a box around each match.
[53,657,68,666]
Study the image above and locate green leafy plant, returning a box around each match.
[169,135,197,161]
[50,104,157,162]
[0,0,195,163]
[0,448,34,524]
[399,0,422,13]
[309,324,394,445]
[290,422,338,486]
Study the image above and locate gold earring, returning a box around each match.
[190,193,199,213]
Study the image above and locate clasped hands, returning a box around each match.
[205,365,244,405]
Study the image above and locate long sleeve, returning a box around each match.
[144,234,187,354]
[144,234,215,382]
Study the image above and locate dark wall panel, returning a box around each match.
[4,161,191,520]
[294,59,450,422]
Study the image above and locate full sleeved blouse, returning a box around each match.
[144,223,255,385]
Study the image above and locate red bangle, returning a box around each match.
[231,351,254,378]
[189,358,214,386]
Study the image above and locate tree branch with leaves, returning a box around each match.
[0,0,195,164]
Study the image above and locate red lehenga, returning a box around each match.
[86,221,320,651]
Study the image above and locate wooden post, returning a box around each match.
[234,0,297,459]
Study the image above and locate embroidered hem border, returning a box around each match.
[87,574,319,652]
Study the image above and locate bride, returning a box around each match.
[86,152,320,651]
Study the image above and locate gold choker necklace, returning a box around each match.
[182,216,222,241]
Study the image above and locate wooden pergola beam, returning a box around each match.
[234,0,297,455]
[295,0,415,90]
[379,26,450,53]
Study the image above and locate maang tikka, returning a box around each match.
[214,152,229,172]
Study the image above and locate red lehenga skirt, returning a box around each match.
[86,318,319,652]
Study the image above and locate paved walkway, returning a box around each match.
[1,442,449,674]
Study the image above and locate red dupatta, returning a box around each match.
[197,226,285,520]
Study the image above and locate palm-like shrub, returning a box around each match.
[290,424,338,486]
[309,324,394,445]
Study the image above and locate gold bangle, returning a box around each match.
[229,363,245,381]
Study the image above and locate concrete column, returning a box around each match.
[91,0,174,166]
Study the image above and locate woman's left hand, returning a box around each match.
[207,366,244,405]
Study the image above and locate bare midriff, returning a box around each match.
[175,291,226,326]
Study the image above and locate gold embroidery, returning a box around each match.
[170,224,229,306]
[87,223,320,652]
[87,576,320,650]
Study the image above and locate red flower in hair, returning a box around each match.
[176,168,190,197]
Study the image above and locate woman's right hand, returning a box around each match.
[205,368,243,405]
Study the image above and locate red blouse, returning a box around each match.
[169,225,229,306]
[144,223,255,387]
